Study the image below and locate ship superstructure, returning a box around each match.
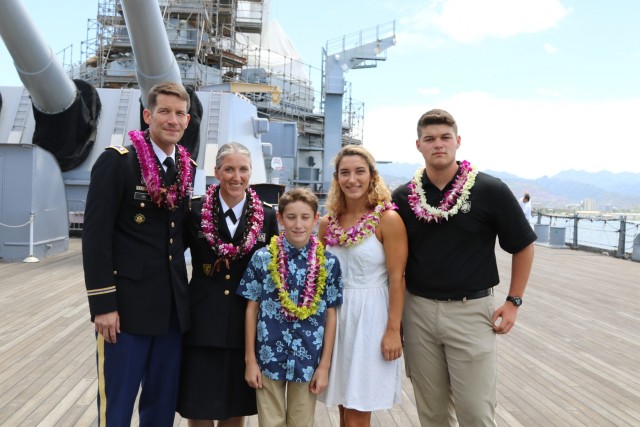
[0,0,395,261]
[74,0,395,192]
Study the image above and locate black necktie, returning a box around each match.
[225,209,238,224]
[163,157,177,186]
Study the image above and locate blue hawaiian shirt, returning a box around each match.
[237,237,342,383]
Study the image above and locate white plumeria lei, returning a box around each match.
[408,160,478,223]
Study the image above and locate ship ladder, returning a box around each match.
[111,88,133,146]
[206,91,222,147]
[8,88,32,144]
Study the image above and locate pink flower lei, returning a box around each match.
[201,184,264,269]
[408,160,478,223]
[325,201,397,247]
[129,130,194,211]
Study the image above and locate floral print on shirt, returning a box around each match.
[238,237,342,382]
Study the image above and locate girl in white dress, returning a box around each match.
[318,145,408,426]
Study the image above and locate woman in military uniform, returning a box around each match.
[177,142,279,427]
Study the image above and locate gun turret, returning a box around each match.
[120,0,182,108]
[120,0,201,158]
[0,0,100,171]
[0,0,75,113]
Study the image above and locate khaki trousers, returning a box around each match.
[403,291,498,427]
[257,375,317,427]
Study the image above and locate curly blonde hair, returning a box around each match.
[325,145,390,216]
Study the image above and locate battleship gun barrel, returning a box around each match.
[120,0,182,108]
[0,0,77,113]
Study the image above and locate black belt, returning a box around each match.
[431,288,493,302]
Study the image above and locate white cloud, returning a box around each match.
[403,0,571,45]
[393,3,448,53]
[362,92,640,179]
[394,29,445,55]
[544,42,559,54]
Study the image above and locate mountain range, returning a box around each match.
[377,163,640,211]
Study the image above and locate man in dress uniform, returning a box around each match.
[82,81,196,426]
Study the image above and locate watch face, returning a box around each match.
[508,296,523,306]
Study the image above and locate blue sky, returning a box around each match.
[2,0,640,178]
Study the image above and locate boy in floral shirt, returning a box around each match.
[238,187,342,427]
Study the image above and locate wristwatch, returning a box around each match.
[506,296,523,307]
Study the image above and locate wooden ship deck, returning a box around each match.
[1,238,639,426]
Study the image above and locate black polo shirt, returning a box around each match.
[392,168,536,299]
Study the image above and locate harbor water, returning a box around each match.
[533,214,640,255]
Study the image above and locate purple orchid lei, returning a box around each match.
[129,129,194,211]
[325,201,397,247]
[201,184,264,263]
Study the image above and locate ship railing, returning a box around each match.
[67,199,87,234]
[325,20,396,56]
[534,212,640,260]
[0,213,40,263]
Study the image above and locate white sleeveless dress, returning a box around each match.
[319,234,402,411]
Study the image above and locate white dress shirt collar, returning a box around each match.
[220,194,247,238]
[149,138,175,171]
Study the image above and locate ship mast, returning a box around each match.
[321,21,396,192]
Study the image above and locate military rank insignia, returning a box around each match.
[106,145,129,155]
[203,264,212,276]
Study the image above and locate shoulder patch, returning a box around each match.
[106,145,129,155]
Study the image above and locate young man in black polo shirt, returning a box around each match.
[392,109,536,426]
